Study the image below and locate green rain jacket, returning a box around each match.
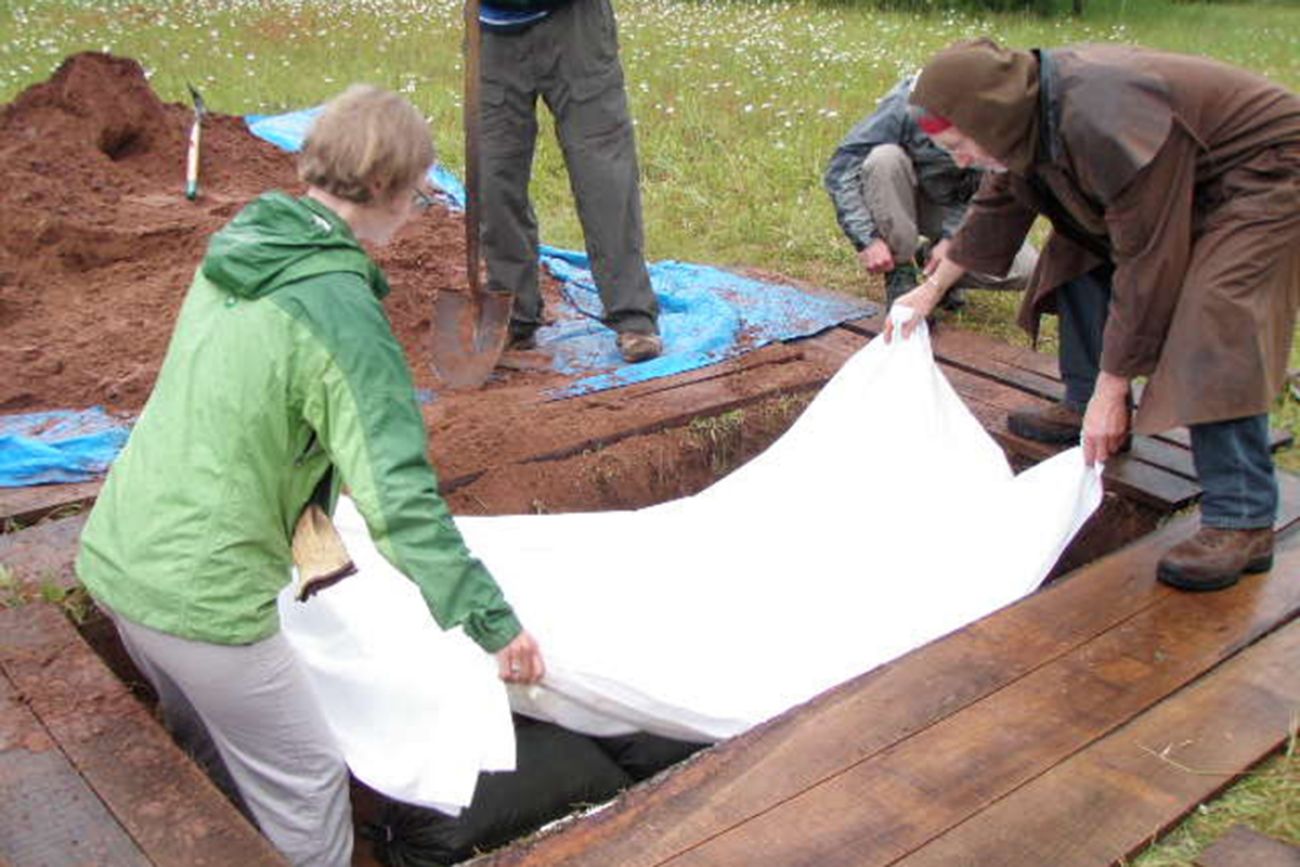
[76,192,522,652]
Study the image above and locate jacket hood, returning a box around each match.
[912,38,1041,175]
[201,192,390,300]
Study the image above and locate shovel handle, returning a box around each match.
[464,0,483,300]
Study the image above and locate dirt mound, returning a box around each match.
[0,53,815,520]
[0,52,476,412]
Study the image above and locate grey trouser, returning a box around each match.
[861,144,1038,290]
[106,606,353,867]
[480,0,659,336]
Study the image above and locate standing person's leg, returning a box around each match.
[1008,264,1112,444]
[545,0,660,360]
[1146,147,1299,589]
[480,27,545,345]
[859,144,922,306]
[1157,416,1276,591]
[110,612,353,867]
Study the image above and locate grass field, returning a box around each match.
[2,0,1298,861]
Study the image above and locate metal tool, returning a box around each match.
[429,0,513,389]
[184,83,207,201]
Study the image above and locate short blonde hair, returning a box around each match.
[298,84,435,204]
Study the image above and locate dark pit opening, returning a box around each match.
[98,126,147,161]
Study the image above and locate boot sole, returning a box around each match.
[1156,552,1274,592]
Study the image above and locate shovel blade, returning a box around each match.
[429,288,512,389]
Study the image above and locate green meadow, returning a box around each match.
[2,2,1297,860]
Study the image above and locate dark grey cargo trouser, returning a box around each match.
[479,0,659,337]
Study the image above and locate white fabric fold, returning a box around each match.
[279,313,1102,809]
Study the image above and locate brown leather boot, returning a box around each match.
[1156,526,1274,592]
[1007,403,1084,445]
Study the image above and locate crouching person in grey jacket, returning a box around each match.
[825,74,1038,311]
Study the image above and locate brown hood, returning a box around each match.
[911,38,1041,175]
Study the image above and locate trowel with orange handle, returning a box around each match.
[184,83,207,200]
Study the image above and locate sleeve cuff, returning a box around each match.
[464,608,523,654]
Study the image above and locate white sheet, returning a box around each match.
[279,312,1103,810]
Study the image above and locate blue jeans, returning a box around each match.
[1190,416,1277,529]
[1056,266,1277,528]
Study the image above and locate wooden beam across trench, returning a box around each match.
[473,475,1300,867]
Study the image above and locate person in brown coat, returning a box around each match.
[884,38,1300,592]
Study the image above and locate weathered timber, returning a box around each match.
[1,669,150,866]
[0,513,86,589]
[632,534,1300,867]
[0,481,100,531]
[894,622,1300,867]
[1195,824,1300,867]
[0,604,286,866]
[474,480,1300,867]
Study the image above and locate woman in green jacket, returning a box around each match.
[76,85,544,866]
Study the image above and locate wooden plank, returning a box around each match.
[840,319,1294,493]
[0,481,100,532]
[937,363,1202,511]
[1195,825,1300,867]
[894,623,1300,867]
[824,325,1203,510]
[0,514,86,590]
[480,484,1300,867]
[664,533,1300,867]
[478,519,1193,866]
[0,604,287,866]
[1,670,150,867]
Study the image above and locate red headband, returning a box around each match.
[917,112,952,136]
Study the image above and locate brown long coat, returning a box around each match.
[935,44,1300,434]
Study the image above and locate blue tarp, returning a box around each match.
[0,408,130,487]
[245,108,876,399]
[247,110,467,210]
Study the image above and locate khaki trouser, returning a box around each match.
[862,144,1038,290]
[106,606,353,867]
[480,0,659,337]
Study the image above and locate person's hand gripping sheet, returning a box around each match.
[497,630,546,684]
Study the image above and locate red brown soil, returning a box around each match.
[0,53,834,516]
[0,51,521,412]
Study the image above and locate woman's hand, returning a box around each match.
[496,630,545,684]
[1082,372,1131,466]
[883,256,967,343]
[882,280,945,342]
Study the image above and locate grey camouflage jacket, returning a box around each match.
[823,76,982,251]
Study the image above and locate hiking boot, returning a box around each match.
[1156,526,1274,592]
[1007,402,1084,445]
[506,325,537,352]
[884,264,920,309]
[938,286,967,312]
[617,332,663,363]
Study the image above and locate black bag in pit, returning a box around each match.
[369,716,709,866]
